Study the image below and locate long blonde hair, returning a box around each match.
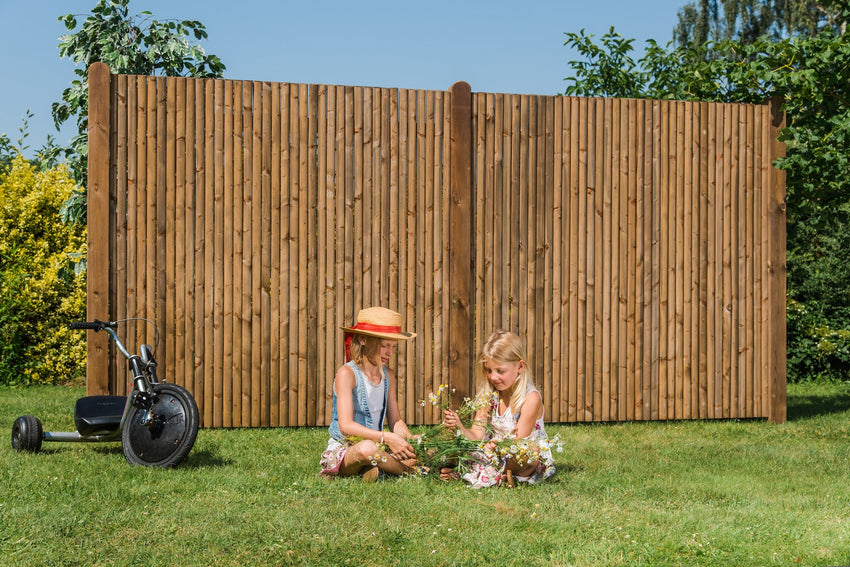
[348,334,382,367]
[477,330,534,414]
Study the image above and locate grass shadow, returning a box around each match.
[786,383,850,421]
[182,446,232,468]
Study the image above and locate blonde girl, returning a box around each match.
[442,330,556,487]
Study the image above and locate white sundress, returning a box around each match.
[460,389,556,488]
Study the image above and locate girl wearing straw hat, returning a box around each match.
[320,306,423,481]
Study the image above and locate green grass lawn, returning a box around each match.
[2,381,849,566]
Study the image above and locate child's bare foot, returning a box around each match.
[362,466,379,483]
[439,467,459,481]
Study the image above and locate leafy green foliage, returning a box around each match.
[0,156,86,385]
[563,17,850,381]
[673,0,847,47]
[53,0,226,222]
[0,111,61,176]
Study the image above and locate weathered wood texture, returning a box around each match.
[87,63,787,426]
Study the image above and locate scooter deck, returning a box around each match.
[74,395,127,436]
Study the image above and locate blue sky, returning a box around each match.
[0,0,686,151]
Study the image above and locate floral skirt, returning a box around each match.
[460,447,555,488]
[319,438,349,477]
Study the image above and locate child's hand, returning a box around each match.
[442,409,460,429]
[384,432,415,461]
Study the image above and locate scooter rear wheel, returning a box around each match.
[11,415,43,453]
[122,383,199,467]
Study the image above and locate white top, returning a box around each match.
[363,376,385,429]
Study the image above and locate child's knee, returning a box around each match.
[352,440,380,461]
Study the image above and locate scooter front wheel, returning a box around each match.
[11,415,43,453]
[122,383,199,467]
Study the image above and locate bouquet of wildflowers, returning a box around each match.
[489,434,564,467]
[411,385,496,473]
[412,385,565,479]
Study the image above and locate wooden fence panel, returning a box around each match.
[87,63,787,426]
[468,94,784,422]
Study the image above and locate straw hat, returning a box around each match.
[340,307,416,341]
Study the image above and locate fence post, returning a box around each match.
[448,82,474,403]
[767,94,787,424]
[87,62,112,396]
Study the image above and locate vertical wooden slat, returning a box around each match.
[682,101,694,419]
[437,90,450,416]
[279,82,291,427]
[164,77,177,401]
[496,95,513,336]
[317,84,331,424]
[542,96,554,421]
[404,89,417,419]
[577,96,590,421]
[698,101,710,419]
[473,93,490,352]
[424,90,435,421]
[220,80,234,427]
[297,83,310,426]
[155,77,168,386]
[607,97,620,421]
[742,105,758,417]
[518,95,530,352]
[568,96,580,422]
[754,105,765,418]
[650,100,661,421]
[268,82,280,427]
[115,74,128,392]
[174,77,187,393]
[722,104,734,418]
[414,89,426,421]
[212,79,225,428]
[635,101,653,420]
[123,75,137,396]
[286,83,299,426]
[356,87,367,307]
[239,81,253,427]
[767,95,787,424]
[201,78,215,427]
[600,97,612,422]
[307,84,320,426]
[189,78,203,413]
[396,88,409,416]
[230,81,244,426]
[551,96,563,423]
[87,62,111,395]
[449,81,473,406]
[260,82,272,427]
[617,98,629,422]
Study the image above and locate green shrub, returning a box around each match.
[787,298,850,383]
[0,155,86,385]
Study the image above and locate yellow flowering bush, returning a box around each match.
[0,155,86,385]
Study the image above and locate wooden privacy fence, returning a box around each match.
[86,62,787,427]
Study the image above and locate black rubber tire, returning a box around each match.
[121,383,199,467]
[11,415,43,453]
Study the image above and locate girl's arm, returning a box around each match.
[513,390,543,439]
[384,369,416,457]
[444,405,489,440]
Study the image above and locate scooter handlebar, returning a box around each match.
[69,319,117,332]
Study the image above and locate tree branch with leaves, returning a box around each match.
[53,0,225,223]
